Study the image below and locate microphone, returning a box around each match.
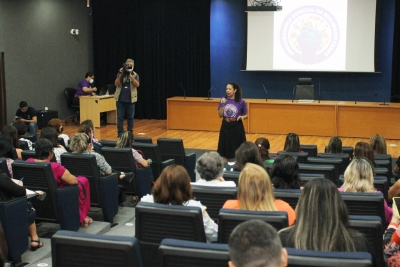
[180,83,186,99]
[292,85,295,103]
[206,86,214,100]
[354,93,377,104]
[262,84,268,102]
[318,79,321,103]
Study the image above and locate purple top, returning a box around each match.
[75,79,91,97]
[217,98,247,119]
[132,148,145,164]
[26,158,67,188]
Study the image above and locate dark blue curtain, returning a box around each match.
[392,0,400,101]
[92,0,211,119]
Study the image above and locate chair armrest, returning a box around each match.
[56,185,80,231]
[184,153,196,182]
[161,159,175,171]
[135,167,153,200]
[99,173,119,223]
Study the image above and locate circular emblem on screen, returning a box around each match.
[224,104,238,118]
[280,6,340,64]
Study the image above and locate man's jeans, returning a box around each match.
[116,101,135,136]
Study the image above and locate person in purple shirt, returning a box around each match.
[72,72,97,105]
[217,82,248,162]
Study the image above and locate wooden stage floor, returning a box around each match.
[61,119,400,158]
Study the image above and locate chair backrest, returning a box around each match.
[52,230,143,267]
[64,88,76,108]
[299,144,317,157]
[0,158,11,177]
[286,248,373,267]
[61,153,102,206]
[348,215,383,267]
[298,163,336,184]
[191,186,237,221]
[134,137,153,144]
[135,201,207,267]
[98,139,117,148]
[157,138,186,166]
[342,146,354,160]
[22,150,56,162]
[217,209,288,243]
[339,175,389,203]
[278,151,309,164]
[18,140,29,151]
[273,189,302,209]
[158,238,229,267]
[374,162,391,185]
[340,192,385,223]
[317,153,350,174]
[57,137,66,147]
[222,171,240,184]
[306,157,342,184]
[132,143,163,179]
[298,173,325,186]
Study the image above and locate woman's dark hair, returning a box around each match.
[0,134,14,159]
[233,141,264,171]
[78,124,92,137]
[326,136,342,153]
[227,82,243,102]
[12,120,27,137]
[1,125,20,149]
[354,142,376,167]
[283,133,300,152]
[47,118,63,134]
[270,154,300,189]
[255,137,271,161]
[34,138,54,160]
[152,165,192,205]
[85,72,94,78]
[80,120,94,130]
[39,127,59,148]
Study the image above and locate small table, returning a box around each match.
[79,95,116,128]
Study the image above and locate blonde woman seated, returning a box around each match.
[339,157,392,223]
[192,151,236,187]
[141,165,218,242]
[222,163,296,226]
[279,178,372,254]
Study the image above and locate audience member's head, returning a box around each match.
[80,119,95,137]
[326,136,342,153]
[12,120,27,137]
[270,154,300,189]
[228,220,287,267]
[354,142,375,167]
[284,178,357,252]
[1,125,20,149]
[0,225,7,267]
[370,133,387,154]
[342,157,375,193]
[283,133,300,152]
[196,151,224,181]
[255,137,271,161]
[39,127,59,148]
[70,133,91,154]
[47,118,64,134]
[152,165,192,205]
[116,131,133,148]
[238,163,276,211]
[233,141,264,171]
[34,138,54,160]
[78,124,92,139]
[19,101,28,109]
[0,135,14,159]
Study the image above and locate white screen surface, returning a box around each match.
[246,0,376,72]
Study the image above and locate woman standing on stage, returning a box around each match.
[217,82,247,162]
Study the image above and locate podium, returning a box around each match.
[79,95,116,128]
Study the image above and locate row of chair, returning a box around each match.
[50,230,374,267]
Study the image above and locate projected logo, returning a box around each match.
[280,6,340,64]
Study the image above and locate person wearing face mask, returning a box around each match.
[114,59,140,138]
[73,72,98,105]
[47,118,70,146]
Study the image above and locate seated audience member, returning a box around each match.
[141,165,218,242]
[0,172,43,250]
[231,141,264,172]
[192,151,236,187]
[354,142,376,169]
[270,154,301,189]
[115,131,150,167]
[73,72,97,105]
[370,133,387,155]
[279,178,371,254]
[340,157,392,223]
[39,127,67,164]
[326,136,343,153]
[223,163,296,226]
[228,220,288,267]
[384,202,400,266]
[0,135,16,177]
[1,125,22,159]
[0,226,7,267]
[13,101,38,137]
[12,120,33,150]
[47,118,70,146]
[283,132,301,152]
[78,124,102,154]
[26,138,92,227]
[255,137,274,163]
[69,133,132,181]
[80,119,98,143]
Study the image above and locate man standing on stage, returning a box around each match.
[114,59,140,137]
